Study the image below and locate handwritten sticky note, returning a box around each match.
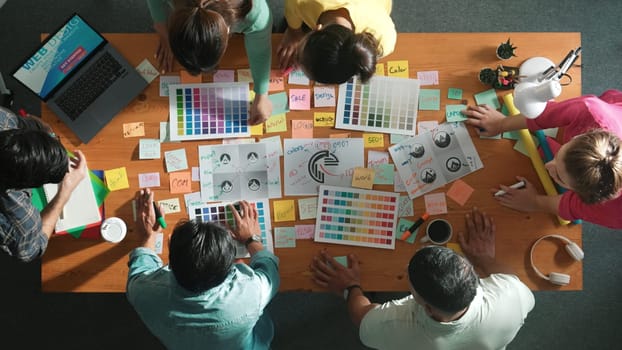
[398,195,414,217]
[446,104,468,122]
[265,113,287,133]
[160,76,181,97]
[375,63,385,76]
[424,192,448,215]
[104,167,130,191]
[213,69,235,82]
[334,256,348,267]
[123,122,145,138]
[273,199,296,222]
[164,149,189,172]
[288,69,310,85]
[417,120,438,135]
[154,233,164,254]
[330,132,350,138]
[387,60,409,78]
[474,89,501,109]
[136,59,159,83]
[417,70,439,85]
[180,70,201,84]
[184,191,203,210]
[289,89,311,110]
[139,139,161,159]
[159,198,181,214]
[394,172,406,192]
[138,172,161,188]
[295,224,315,239]
[313,86,336,107]
[390,134,411,144]
[298,197,318,220]
[269,70,285,91]
[367,150,390,167]
[448,88,463,100]
[363,133,384,148]
[250,123,264,136]
[446,179,474,207]
[259,135,283,156]
[269,92,290,115]
[396,218,417,244]
[292,120,313,138]
[314,112,335,127]
[274,227,296,248]
[237,68,253,83]
[352,167,375,189]
[373,163,394,185]
[418,89,441,111]
[169,171,192,194]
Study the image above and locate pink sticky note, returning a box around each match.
[446,180,474,206]
[295,224,315,239]
[289,89,311,110]
[138,172,161,188]
[269,70,285,91]
[291,120,313,138]
[424,192,448,215]
[169,172,192,194]
[213,69,235,82]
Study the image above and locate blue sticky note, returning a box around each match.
[274,227,296,248]
[373,164,395,185]
[445,104,468,122]
[418,89,441,111]
[269,92,290,116]
[474,89,501,109]
[448,88,463,100]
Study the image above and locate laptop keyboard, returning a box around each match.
[56,52,124,121]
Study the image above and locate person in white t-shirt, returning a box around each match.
[310,207,535,350]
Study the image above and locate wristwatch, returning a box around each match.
[244,234,262,246]
[343,284,362,301]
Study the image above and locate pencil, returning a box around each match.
[400,213,429,240]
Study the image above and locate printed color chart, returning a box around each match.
[168,82,250,141]
[188,199,273,258]
[336,76,421,135]
[315,185,398,250]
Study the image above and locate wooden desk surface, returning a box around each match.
[41,33,582,292]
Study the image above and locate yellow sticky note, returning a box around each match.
[123,122,145,138]
[314,112,335,127]
[375,63,385,76]
[292,120,314,138]
[447,243,463,255]
[180,70,202,84]
[351,167,375,189]
[387,60,409,78]
[250,123,264,135]
[273,200,296,222]
[363,133,384,148]
[265,113,287,133]
[104,167,130,191]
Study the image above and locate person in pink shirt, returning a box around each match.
[463,89,622,229]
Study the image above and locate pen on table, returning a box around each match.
[400,212,429,241]
[153,201,167,228]
[493,180,526,197]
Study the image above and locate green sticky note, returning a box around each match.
[390,133,412,144]
[274,227,296,248]
[334,256,348,267]
[418,89,441,111]
[474,89,501,109]
[268,92,290,116]
[373,164,395,185]
[448,88,463,100]
[445,104,468,122]
[396,218,418,244]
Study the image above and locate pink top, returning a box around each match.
[525,89,622,228]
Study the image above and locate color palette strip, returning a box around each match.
[315,185,398,249]
[188,199,273,257]
[168,82,250,141]
[336,76,420,135]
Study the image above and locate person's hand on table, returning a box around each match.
[277,26,305,71]
[229,200,260,243]
[249,93,272,125]
[310,249,361,295]
[458,207,496,261]
[495,176,540,212]
[463,104,506,137]
[57,150,88,200]
[153,22,174,73]
[135,188,163,249]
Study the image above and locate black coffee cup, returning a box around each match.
[421,219,452,244]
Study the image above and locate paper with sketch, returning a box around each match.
[284,138,364,195]
[199,142,281,201]
[389,122,483,199]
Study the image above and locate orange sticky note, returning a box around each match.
[314,112,335,127]
[329,132,351,138]
[363,133,384,148]
[424,192,448,215]
[104,167,130,191]
[273,200,296,222]
[269,70,285,91]
[265,113,287,133]
[375,63,385,76]
[180,70,202,84]
[169,171,192,194]
[352,167,375,189]
[446,179,475,206]
[123,122,145,138]
[387,60,409,78]
[292,120,314,138]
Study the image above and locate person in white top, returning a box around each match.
[310,207,535,350]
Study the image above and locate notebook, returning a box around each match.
[12,13,147,143]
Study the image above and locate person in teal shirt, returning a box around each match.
[146,0,273,124]
[127,188,280,349]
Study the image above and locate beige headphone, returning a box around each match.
[529,234,584,286]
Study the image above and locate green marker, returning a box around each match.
[153,202,167,228]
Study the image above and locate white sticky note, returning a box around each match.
[184,191,203,210]
[367,150,390,167]
[160,76,180,97]
[154,233,164,254]
[416,70,439,86]
[158,198,181,214]
[138,172,161,188]
[192,167,200,181]
[136,59,160,84]
[259,135,283,156]
[288,69,310,85]
[313,86,336,107]
[298,197,318,220]
[139,139,161,159]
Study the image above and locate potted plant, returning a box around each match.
[496,38,517,60]
[478,68,497,85]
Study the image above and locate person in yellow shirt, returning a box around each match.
[277,0,396,84]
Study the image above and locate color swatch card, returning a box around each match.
[168,82,250,141]
[389,122,483,199]
[198,142,281,202]
[336,76,420,135]
[284,138,364,195]
[189,199,273,258]
[315,185,399,250]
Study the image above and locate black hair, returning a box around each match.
[300,24,379,84]
[408,246,478,314]
[169,220,236,293]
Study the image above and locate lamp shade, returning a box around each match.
[513,80,562,119]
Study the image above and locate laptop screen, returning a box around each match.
[13,14,105,100]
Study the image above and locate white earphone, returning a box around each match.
[529,234,584,286]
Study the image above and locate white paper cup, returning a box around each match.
[100,217,127,243]
[421,219,452,245]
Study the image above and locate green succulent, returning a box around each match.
[496,38,517,59]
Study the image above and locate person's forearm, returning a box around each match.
[501,114,528,132]
[535,194,562,215]
[246,241,264,255]
[140,233,159,251]
[347,287,379,327]
[39,192,71,239]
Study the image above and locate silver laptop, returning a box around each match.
[12,13,147,143]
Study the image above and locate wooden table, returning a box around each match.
[41,33,582,292]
